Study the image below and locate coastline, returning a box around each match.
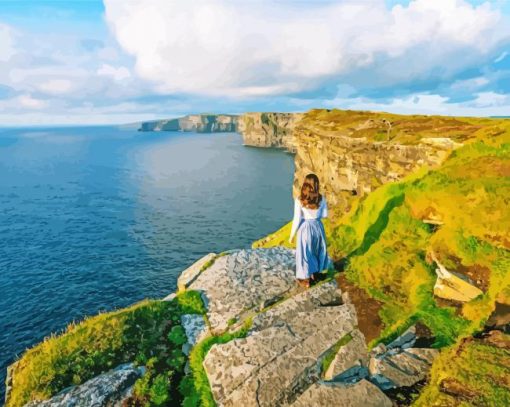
[5,109,510,407]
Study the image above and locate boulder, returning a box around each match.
[386,325,416,350]
[25,364,143,407]
[177,252,216,292]
[432,255,483,302]
[188,248,297,333]
[369,347,438,390]
[291,380,392,407]
[203,281,357,406]
[324,330,369,381]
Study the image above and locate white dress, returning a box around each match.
[289,197,329,279]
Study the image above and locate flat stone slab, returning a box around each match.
[324,329,368,381]
[405,347,439,365]
[203,281,357,407]
[188,248,296,333]
[25,364,143,407]
[177,252,216,291]
[290,380,392,407]
[369,347,437,389]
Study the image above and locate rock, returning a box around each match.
[329,363,369,384]
[420,137,463,150]
[25,364,143,407]
[162,292,176,301]
[324,330,369,381]
[366,326,438,390]
[405,348,439,365]
[386,325,416,350]
[481,330,510,349]
[432,254,483,302]
[370,343,387,356]
[181,314,209,348]
[291,380,392,407]
[485,302,510,331]
[177,252,216,292]
[369,350,433,389]
[188,248,296,333]
[203,281,357,406]
[439,378,480,401]
[237,113,303,152]
[5,362,14,404]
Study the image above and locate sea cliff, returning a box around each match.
[139,114,238,133]
[6,109,510,407]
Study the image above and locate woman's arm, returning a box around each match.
[289,198,302,243]
[321,197,328,219]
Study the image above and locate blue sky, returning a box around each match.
[1,0,510,125]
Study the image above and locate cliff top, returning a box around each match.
[299,108,509,145]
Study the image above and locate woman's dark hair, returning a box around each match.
[299,173,322,209]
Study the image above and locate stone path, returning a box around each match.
[183,248,440,406]
[187,248,297,333]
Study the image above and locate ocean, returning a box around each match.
[0,126,294,398]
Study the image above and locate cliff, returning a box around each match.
[236,109,495,210]
[139,114,238,133]
[252,110,510,406]
[6,109,510,407]
[237,112,304,151]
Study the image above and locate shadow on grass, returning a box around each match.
[349,193,405,258]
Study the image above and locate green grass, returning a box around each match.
[183,318,253,407]
[176,290,207,315]
[7,300,182,407]
[7,290,209,407]
[414,332,510,406]
[253,126,510,404]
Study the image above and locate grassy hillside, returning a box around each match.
[254,114,510,404]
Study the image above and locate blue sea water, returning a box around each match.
[0,127,294,398]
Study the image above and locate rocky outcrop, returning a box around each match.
[432,254,484,302]
[236,110,461,209]
[368,326,439,390]
[324,330,368,381]
[187,247,297,333]
[25,364,143,407]
[203,281,356,406]
[185,249,438,406]
[139,114,238,132]
[177,252,216,292]
[237,113,304,152]
[291,131,453,208]
[291,380,392,407]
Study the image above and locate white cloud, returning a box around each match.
[324,91,510,116]
[38,79,74,94]
[0,94,48,110]
[97,63,131,81]
[0,23,17,62]
[104,0,509,97]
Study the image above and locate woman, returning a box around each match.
[289,173,329,288]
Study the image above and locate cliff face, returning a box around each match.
[237,112,304,152]
[139,114,238,132]
[237,110,476,210]
[291,127,452,209]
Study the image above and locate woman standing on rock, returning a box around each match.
[289,173,329,288]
